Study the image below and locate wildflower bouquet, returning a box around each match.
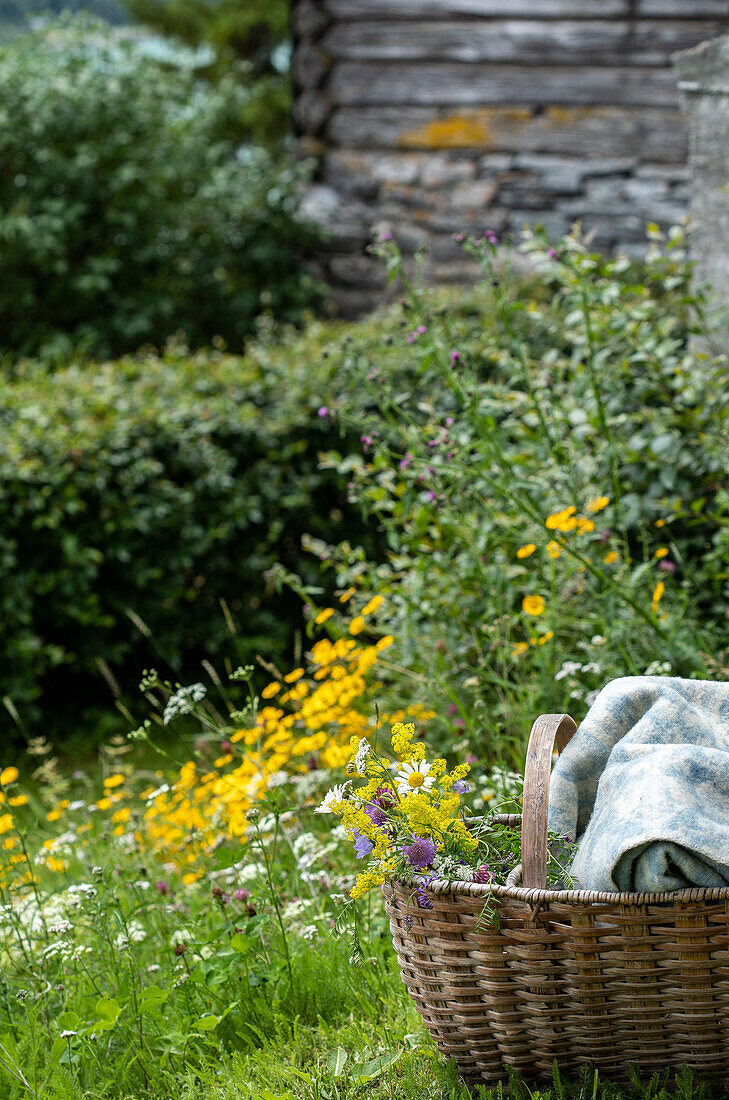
[317,721,573,903]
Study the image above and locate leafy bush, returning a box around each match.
[310,228,729,761]
[0,17,320,362]
[122,0,292,144]
[0,338,373,735]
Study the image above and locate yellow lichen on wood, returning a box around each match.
[398,108,532,150]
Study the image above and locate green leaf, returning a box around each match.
[327,1047,348,1077]
[193,1015,220,1031]
[353,1051,402,1082]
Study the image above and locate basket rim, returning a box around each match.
[391,874,729,907]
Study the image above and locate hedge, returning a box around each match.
[0,336,367,735]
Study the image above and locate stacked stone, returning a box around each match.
[293,0,728,315]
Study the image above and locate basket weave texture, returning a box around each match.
[384,715,729,1086]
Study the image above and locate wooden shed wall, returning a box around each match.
[292,0,729,314]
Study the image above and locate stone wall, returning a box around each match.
[292,0,728,314]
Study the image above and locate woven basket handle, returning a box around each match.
[521,713,577,889]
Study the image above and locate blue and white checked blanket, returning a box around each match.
[547,677,729,892]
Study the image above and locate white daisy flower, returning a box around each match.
[314,783,351,814]
[395,760,435,796]
[354,738,371,774]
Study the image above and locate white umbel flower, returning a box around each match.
[395,760,435,796]
[314,783,351,814]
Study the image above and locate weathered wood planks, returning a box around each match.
[327,105,688,162]
[324,21,725,68]
[322,0,728,20]
[328,63,681,108]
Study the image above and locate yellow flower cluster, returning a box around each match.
[143,631,400,867]
[545,504,599,535]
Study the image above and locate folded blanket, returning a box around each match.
[547,676,729,892]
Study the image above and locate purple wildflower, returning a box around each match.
[374,785,397,810]
[658,559,676,574]
[353,830,374,860]
[474,864,495,884]
[317,406,329,418]
[548,248,558,259]
[379,230,393,242]
[234,888,250,902]
[155,880,170,896]
[364,802,387,827]
[402,836,437,870]
[399,452,413,470]
[416,874,436,909]
[417,325,427,335]
[426,490,437,503]
[450,350,460,365]
[360,435,374,451]
[445,417,454,427]
[453,779,470,795]
[406,332,416,344]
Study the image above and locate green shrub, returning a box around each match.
[122,0,292,144]
[0,17,320,362]
[0,336,371,736]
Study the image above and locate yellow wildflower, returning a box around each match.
[655,547,669,559]
[46,809,62,822]
[339,587,355,603]
[315,607,334,625]
[362,595,383,615]
[652,581,665,614]
[0,814,13,834]
[8,795,27,807]
[0,768,18,786]
[516,544,536,559]
[512,642,529,657]
[284,668,304,683]
[538,631,554,645]
[604,550,618,564]
[103,774,125,789]
[547,540,561,559]
[587,496,610,513]
[655,518,666,528]
[349,616,365,636]
[576,518,595,534]
[261,682,281,699]
[545,506,576,532]
[376,635,394,651]
[522,594,545,617]
[391,722,416,756]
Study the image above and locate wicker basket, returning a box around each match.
[383,714,729,1086]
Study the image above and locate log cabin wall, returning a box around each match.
[292,0,729,315]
